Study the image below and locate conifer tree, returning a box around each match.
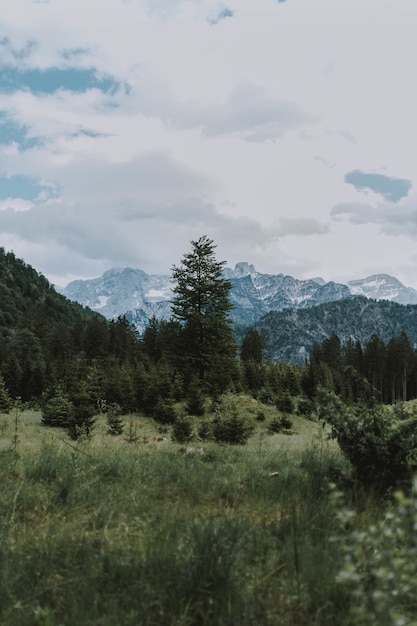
[171,236,238,393]
[0,374,12,412]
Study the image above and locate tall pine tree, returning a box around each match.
[171,236,238,393]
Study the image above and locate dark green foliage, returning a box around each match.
[0,374,12,412]
[240,328,264,363]
[0,248,95,332]
[5,328,46,400]
[124,418,139,443]
[254,296,417,367]
[65,384,96,440]
[41,386,74,428]
[267,416,282,433]
[296,397,315,417]
[280,415,293,429]
[267,415,293,433]
[106,402,124,436]
[153,399,177,424]
[256,410,266,421]
[336,482,417,625]
[171,415,193,443]
[211,393,251,444]
[197,418,213,440]
[242,359,265,392]
[318,389,417,489]
[171,235,238,393]
[66,407,96,441]
[275,391,294,414]
[186,381,206,416]
[257,386,276,405]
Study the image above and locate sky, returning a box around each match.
[0,0,417,289]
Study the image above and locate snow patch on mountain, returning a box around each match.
[59,263,417,332]
[347,274,417,305]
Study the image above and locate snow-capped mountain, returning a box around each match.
[347,274,417,305]
[59,263,417,332]
[61,267,172,326]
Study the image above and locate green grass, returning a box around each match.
[0,401,410,625]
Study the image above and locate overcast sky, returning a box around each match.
[1,0,416,288]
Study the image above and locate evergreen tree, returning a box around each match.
[41,385,74,428]
[171,236,238,392]
[240,328,264,363]
[0,374,12,412]
[106,402,124,436]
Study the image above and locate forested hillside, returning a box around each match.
[0,241,240,434]
[255,296,417,364]
[4,242,417,431]
[0,248,142,407]
[0,248,96,334]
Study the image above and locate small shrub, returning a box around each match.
[41,386,74,428]
[211,393,251,445]
[280,415,293,430]
[296,397,315,418]
[124,418,139,443]
[67,415,95,441]
[267,415,293,433]
[335,478,417,625]
[0,375,12,413]
[106,402,124,436]
[172,416,193,443]
[258,387,276,405]
[66,392,96,441]
[153,399,177,424]
[275,391,294,414]
[267,417,282,434]
[256,410,266,422]
[318,389,417,489]
[197,419,212,441]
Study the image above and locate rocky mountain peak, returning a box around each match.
[60,265,417,333]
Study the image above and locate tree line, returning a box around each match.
[1,238,417,430]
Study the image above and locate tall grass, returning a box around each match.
[0,409,407,625]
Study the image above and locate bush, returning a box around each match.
[267,417,282,434]
[0,375,12,413]
[275,391,294,414]
[41,386,74,428]
[172,416,193,443]
[106,402,124,436]
[296,397,315,418]
[318,390,417,489]
[197,419,212,441]
[267,414,293,434]
[257,387,276,405]
[67,391,96,440]
[153,399,177,424]
[335,478,417,625]
[211,393,251,445]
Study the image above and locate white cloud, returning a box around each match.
[0,0,416,289]
[0,197,33,212]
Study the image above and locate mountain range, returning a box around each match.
[60,263,417,335]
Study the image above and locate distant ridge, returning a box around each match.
[60,263,417,332]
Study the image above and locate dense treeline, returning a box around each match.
[240,328,417,405]
[2,243,417,427]
[254,296,417,364]
[306,331,417,404]
[0,242,241,427]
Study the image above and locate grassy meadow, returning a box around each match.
[0,398,414,626]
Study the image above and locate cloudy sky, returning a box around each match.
[1,0,416,288]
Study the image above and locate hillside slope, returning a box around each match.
[255,297,417,364]
[0,248,98,338]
